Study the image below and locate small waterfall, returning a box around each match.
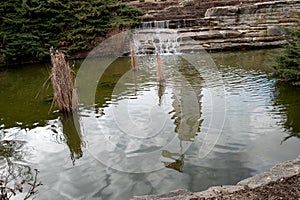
[139,21,152,29]
[138,20,170,29]
[183,19,186,28]
[133,20,180,55]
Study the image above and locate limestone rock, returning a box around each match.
[267,26,284,36]
[237,155,300,188]
[205,6,239,18]
[135,0,299,52]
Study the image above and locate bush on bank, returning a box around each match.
[274,14,300,85]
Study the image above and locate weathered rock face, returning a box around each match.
[131,0,275,21]
[205,0,299,21]
[198,0,300,50]
[134,0,299,51]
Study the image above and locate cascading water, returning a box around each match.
[133,20,180,55]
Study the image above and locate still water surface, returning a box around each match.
[0,49,299,199]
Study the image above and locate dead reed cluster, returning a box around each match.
[130,41,138,71]
[50,47,77,113]
[156,53,165,84]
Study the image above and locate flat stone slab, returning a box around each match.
[237,155,300,188]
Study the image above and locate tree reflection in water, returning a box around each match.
[160,60,203,172]
[161,150,184,172]
[274,81,300,142]
[157,83,185,172]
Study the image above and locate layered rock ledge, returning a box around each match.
[134,0,299,51]
[131,155,300,199]
[131,0,272,21]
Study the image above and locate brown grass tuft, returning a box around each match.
[50,47,77,113]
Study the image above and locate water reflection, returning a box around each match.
[0,133,33,193]
[273,81,300,142]
[0,157,32,194]
[0,64,58,128]
[161,150,184,172]
[79,55,204,173]
[170,60,203,142]
[212,49,300,143]
[0,50,300,199]
[60,114,85,164]
[95,57,132,108]
[157,84,165,106]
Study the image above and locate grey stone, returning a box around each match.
[237,155,300,188]
[194,185,245,198]
[267,26,284,36]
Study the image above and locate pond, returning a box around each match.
[0,49,299,199]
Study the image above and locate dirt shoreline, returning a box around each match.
[132,155,300,200]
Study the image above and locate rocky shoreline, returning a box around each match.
[132,155,300,199]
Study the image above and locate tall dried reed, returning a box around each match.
[50,47,77,113]
[130,41,138,71]
[156,53,165,84]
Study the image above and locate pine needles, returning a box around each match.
[274,13,300,85]
[0,0,143,63]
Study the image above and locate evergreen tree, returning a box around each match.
[0,0,142,63]
[274,14,300,85]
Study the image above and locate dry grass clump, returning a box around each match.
[50,47,77,113]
